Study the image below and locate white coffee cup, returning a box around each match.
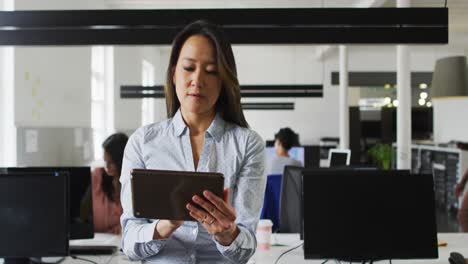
[256,219,273,250]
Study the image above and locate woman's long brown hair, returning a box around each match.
[164,20,248,128]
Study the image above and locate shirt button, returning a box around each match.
[192,229,197,235]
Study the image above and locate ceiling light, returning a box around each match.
[384,97,391,104]
[426,102,432,107]
[393,99,399,107]
[420,92,428,99]
[419,83,428,89]
[418,98,426,106]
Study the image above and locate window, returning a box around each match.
[91,46,114,160]
[141,60,155,126]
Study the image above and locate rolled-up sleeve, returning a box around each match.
[119,128,167,261]
[215,130,266,263]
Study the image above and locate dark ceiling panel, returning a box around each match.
[0,8,447,27]
[0,8,448,45]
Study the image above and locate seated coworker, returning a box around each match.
[120,20,266,263]
[92,133,127,234]
[267,127,302,174]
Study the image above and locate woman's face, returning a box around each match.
[103,151,119,177]
[173,35,222,117]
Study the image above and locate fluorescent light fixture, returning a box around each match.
[384,97,391,104]
[420,92,428,99]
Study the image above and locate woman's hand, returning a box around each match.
[186,189,239,246]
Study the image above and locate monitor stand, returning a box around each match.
[69,245,117,255]
[337,258,385,263]
[3,258,31,264]
[3,257,65,264]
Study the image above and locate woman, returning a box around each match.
[120,20,266,263]
[267,127,302,175]
[92,132,128,234]
[455,142,468,232]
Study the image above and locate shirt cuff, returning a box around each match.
[141,220,169,253]
[141,220,158,242]
[215,225,250,256]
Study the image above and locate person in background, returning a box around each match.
[119,20,266,263]
[92,132,128,234]
[454,142,468,232]
[267,127,302,175]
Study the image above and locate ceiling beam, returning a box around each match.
[0,8,448,45]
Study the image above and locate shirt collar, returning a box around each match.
[172,109,225,141]
[206,112,225,142]
[172,109,187,137]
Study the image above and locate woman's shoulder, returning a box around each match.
[128,118,173,144]
[224,123,264,150]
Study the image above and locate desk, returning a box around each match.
[4,233,467,264]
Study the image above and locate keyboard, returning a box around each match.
[69,245,118,255]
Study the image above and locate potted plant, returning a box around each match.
[368,143,393,170]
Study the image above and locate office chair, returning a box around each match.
[278,166,303,233]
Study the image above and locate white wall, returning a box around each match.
[433,97,468,143]
[15,47,91,127]
[11,0,105,166]
[114,46,167,131]
[113,46,143,131]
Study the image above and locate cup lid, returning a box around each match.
[258,219,273,226]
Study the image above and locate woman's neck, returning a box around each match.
[181,109,216,135]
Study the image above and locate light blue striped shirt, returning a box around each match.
[120,109,266,264]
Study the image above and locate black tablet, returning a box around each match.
[131,169,224,220]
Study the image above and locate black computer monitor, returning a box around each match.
[0,171,69,264]
[3,167,93,239]
[280,166,379,239]
[302,169,438,261]
[303,145,320,168]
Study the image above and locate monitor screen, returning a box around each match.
[3,167,93,239]
[0,171,69,258]
[303,170,437,261]
[330,152,348,167]
[266,146,304,166]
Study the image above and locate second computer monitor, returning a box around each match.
[4,167,93,239]
[303,169,438,261]
[328,149,351,167]
[0,171,69,261]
